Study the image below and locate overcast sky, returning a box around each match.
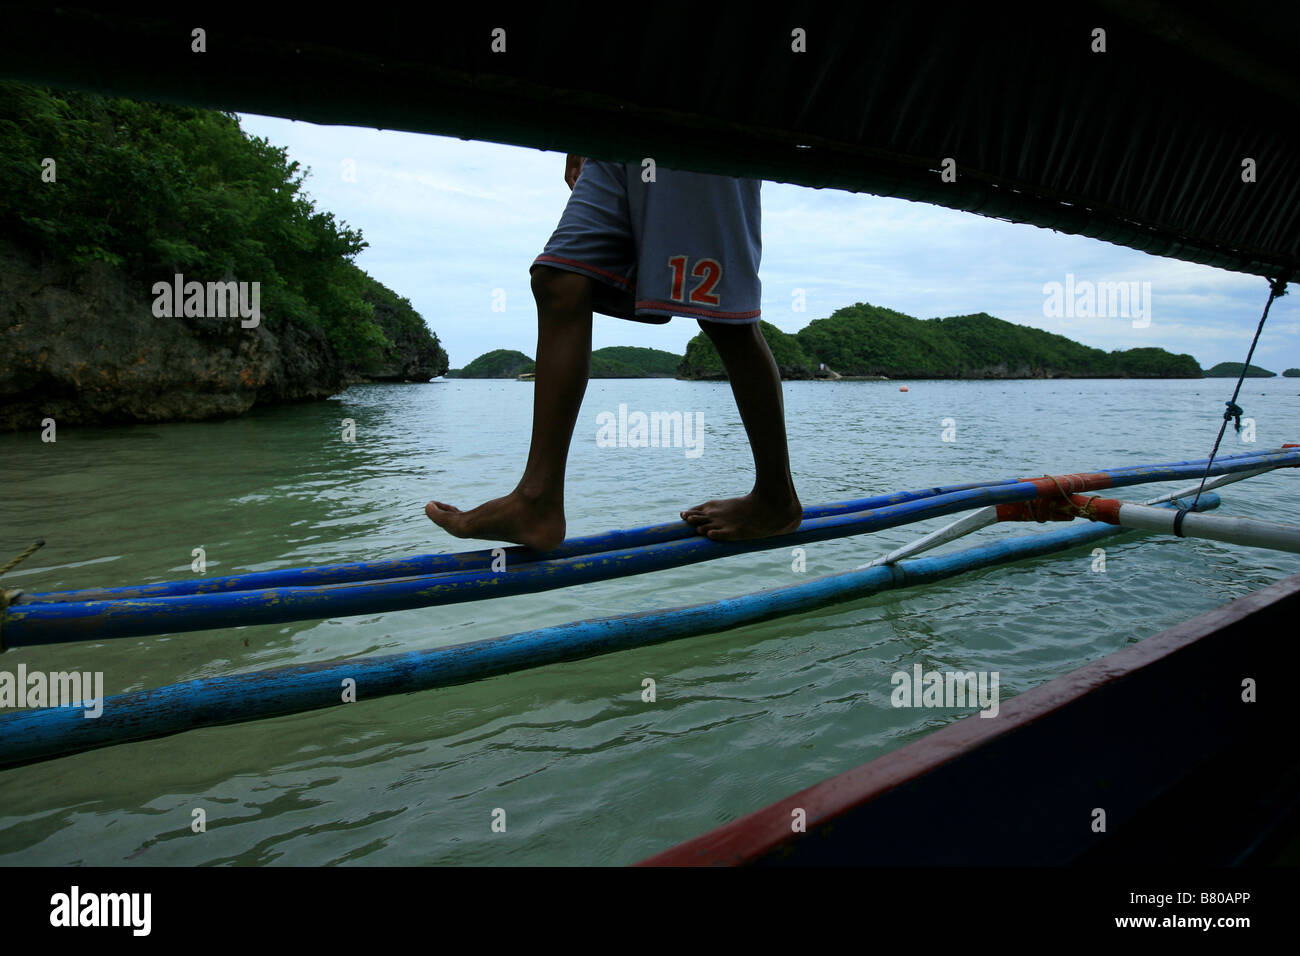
[235,114,1299,374]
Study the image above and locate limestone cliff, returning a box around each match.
[0,236,447,430]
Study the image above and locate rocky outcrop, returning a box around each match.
[445,349,536,379]
[350,296,448,382]
[0,237,442,430]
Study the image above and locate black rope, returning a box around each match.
[1176,274,1291,533]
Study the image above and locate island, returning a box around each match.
[677,304,1204,380]
[1203,362,1276,378]
[0,81,447,431]
[447,346,683,379]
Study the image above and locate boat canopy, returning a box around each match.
[0,2,1296,279]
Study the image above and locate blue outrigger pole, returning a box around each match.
[0,493,1226,767]
[2,447,1297,647]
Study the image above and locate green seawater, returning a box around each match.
[1,377,1297,865]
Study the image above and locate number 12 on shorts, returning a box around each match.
[668,256,722,305]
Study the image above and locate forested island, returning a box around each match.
[449,305,1276,382]
[1203,362,1277,377]
[446,346,682,379]
[677,304,1204,380]
[445,349,536,379]
[0,82,447,430]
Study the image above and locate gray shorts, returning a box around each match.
[532,159,762,324]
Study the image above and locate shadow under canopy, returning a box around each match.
[0,1,1295,281]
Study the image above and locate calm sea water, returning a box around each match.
[1,377,1298,865]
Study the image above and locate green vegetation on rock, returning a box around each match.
[1105,347,1201,378]
[0,80,447,429]
[446,349,536,378]
[677,303,1203,380]
[588,354,643,378]
[591,346,681,377]
[448,345,684,378]
[1204,362,1275,377]
[679,321,817,379]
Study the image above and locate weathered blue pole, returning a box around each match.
[0,494,1220,769]
[18,479,1021,604]
[2,454,1293,646]
[19,447,1289,605]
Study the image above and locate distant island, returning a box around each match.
[589,346,681,377]
[443,306,1300,383]
[1203,362,1276,377]
[445,349,535,379]
[447,346,681,379]
[678,303,1204,380]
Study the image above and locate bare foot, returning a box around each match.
[680,492,802,542]
[425,492,565,551]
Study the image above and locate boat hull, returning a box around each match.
[640,572,1300,865]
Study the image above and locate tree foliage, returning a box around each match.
[590,346,681,377]
[446,349,536,378]
[1204,362,1275,377]
[679,303,1204,379]
[679,321,814,378]
[0,80,443,369]
[448,346,685,378]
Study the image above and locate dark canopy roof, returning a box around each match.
[1,2,1295,279]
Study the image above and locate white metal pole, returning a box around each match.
[859,464,1286,568]
[1142,467,1274,505]
[1113,503,1300,553]
[859,507,999,568]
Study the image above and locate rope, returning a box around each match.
[0,539,44,651]
[1045,475,1102,520]
[1177,275,1290,533]
[0,539,44,578]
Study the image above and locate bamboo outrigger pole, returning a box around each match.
[0,494,1223,769]
[3,448,1297,648]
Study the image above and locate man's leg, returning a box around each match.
[425,266,593,550]
[681,320,802,541]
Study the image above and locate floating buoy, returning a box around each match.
[899,386,909,392]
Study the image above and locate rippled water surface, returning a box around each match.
[1,377,1298,864]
